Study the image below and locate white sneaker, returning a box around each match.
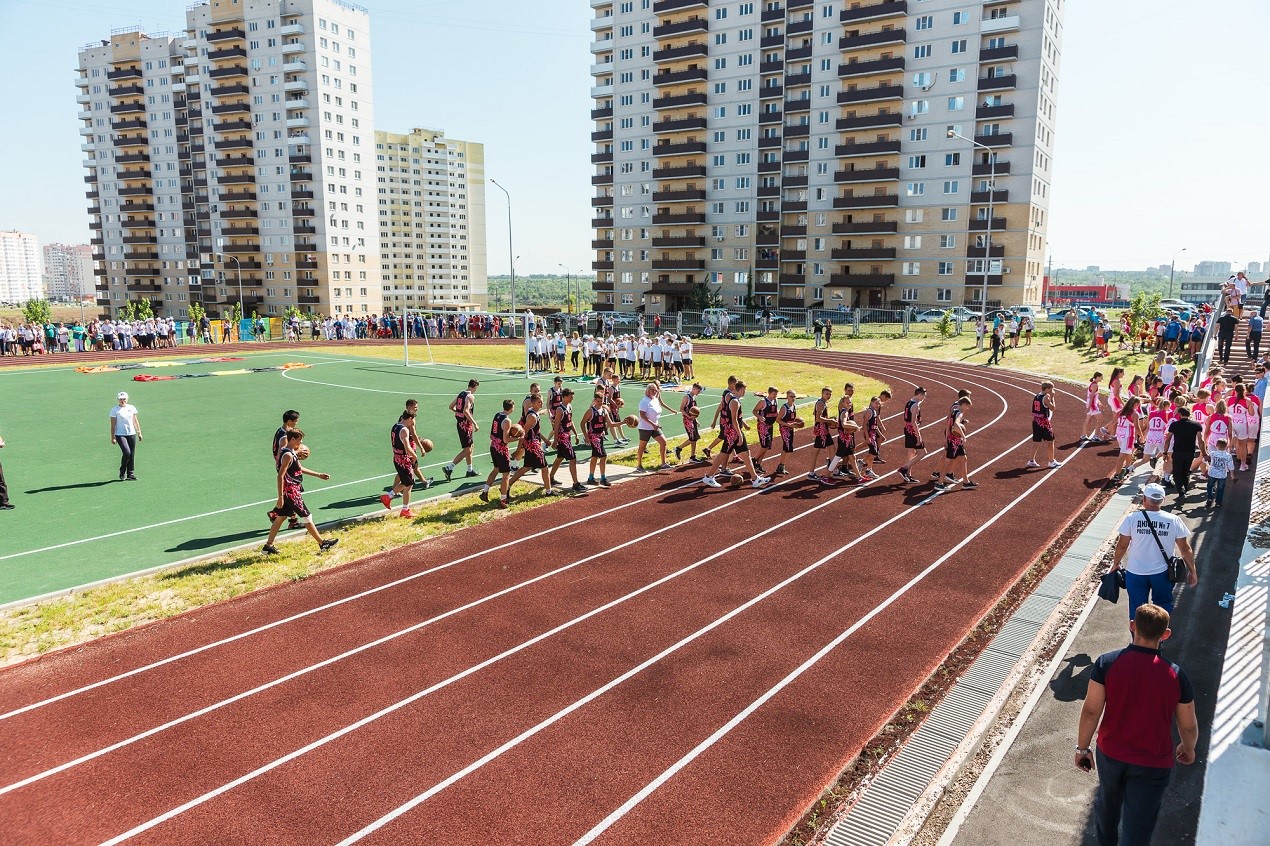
[1240,462,1249,471]
[702,475,722,488]
[1048,460,1061,468]
[752,475,771,488]
[863,469,879,479]
[1025,460,1040,468]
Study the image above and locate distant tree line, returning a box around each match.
[488,274,595,310]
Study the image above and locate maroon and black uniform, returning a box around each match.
[608,381,622,420]
[489,411,512,473]
[864,406,882,457]
[683,393,700,442]
[585,404,609,457]
[548,386,564,417]
[756,397,778,450]
[835,398,856,458]
[272,426,289,468]
[391,420,415,486]
[453,390,475,449]
[945,405,967,459]
[812,399,833,450]
[720,395,748,454]
[521,410,547,470]
[274,448,309,518]
[1031,392,1054,442]
[555,404,576,461]
[903,398,924,450]
[779,401,798,453]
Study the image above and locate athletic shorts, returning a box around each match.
[813,425,833,450]
[1031,421,1055,443]
[275,491,310,520]
[721,426,749,455]
[867,437,881,458]
[1086,409,1102,418]
[556,437,576,462]
[835,435,855,458]
[945,441,966,460]
[1232,420,1252,440]
[904,429,924,450]
[588,433,607,458]
[394,459,415,487]
[638,428,659,442]
[684,418,700,443]
[456,419,474,449]
[1118,434,1135,456]
[523,443,547,471]
[490,445,511,474]
[757,421,774,450]
[1143,438,1165,457]
[781,425,796,453]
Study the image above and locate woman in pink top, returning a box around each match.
[1203,400,1232,459]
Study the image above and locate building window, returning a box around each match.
[940,235,956,248]
[908,155,926,168]
[910,128,928,142]
[914,44,932,59]
[942,207,958,221]
[943,180,959,194]
[945,152,961,166]
[951,39,968,54]
[937,261,955,275]
[936,288,953,302]
[906,182,925,196]
[900,287,918,302]
[902,262,921,276]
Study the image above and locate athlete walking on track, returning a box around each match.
[898,386,927,484]
[380,410,419,518]
[1026,381,1061,469]
[674,382,707,465]
[936,397,978,491]
[806,386,837,483]
[750,386,780,476]
[775,389,799,477]
[702,380,770,489]
[548,387,587,495]
[509,393,557,496]
[443,379,480,481]
[582,390,612,488]
[263,429,337,554]
[480,399,518,509]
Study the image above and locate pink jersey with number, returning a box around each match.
[1145,409,1169,447]
[1087,383,1100,413]
[1206,414,1231,449]
[1190,401,1210,428]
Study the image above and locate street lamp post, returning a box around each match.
[558,263,571,314]
[490,179,516,333]
[1168,247,1187,299]
[948,129,996,315]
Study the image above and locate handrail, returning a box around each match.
[1190,293,1226,391]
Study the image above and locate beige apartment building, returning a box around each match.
[77,0,381,320]
[589,0,1061,313]
[42,243,96,301]
[377,127,488,312]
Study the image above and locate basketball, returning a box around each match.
[616,398,625,408]
[686,406,700,419]
[419,438,434,454]
[838,420,860,434]
[507,423,526,440]
[295,444,311,460]
[728,474,745,488]
[623,414,639,428]
[791,417,805,429]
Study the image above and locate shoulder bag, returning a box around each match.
[1141,510,1188,583]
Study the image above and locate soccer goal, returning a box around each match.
[402,310,534,375]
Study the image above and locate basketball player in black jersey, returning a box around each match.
[271,410,302,529]
[380,410,419,518]
[750,386,781,475]
[582,389,612,487]
[702,375,739,462]
[674,382,707,464]
[898,387,927,484]
[509,394,557,496]
[262,429,338,554]
[480,399,518,508]
[702,381,771,488]
[775,389,799,476]
[444,379,480,481]
[549,387,588,494]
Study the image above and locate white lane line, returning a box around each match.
[91,376,987,845]
[335,429,1030,846]
[574,447,1082,844]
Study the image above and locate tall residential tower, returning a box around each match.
[0,231,45,304]
[77,0,380,320]
[42,244,96,301]
[589,0,1062,313]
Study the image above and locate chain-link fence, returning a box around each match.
[670,307,966,339]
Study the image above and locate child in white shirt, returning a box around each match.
[1205,438,1235,508]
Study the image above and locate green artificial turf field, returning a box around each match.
[0,350,675,605]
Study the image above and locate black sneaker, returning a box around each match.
[318,539,338,551]
[931,471,942,479]
[674,445,682,462]
[262,544,279,555]
[478,489,490,502]
[571,482,588,494]
[899,471,917,484]
[962,480,979,489]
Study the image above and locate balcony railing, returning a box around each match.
[828,273,895,287]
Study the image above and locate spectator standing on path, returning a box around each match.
[823,317,833,349]
[975,317,986,351]
[1215,308,1239,364]
[1076,603,1198,846]
[813,319,824,349]
[0,429,12,510]
[987,323,1004,365]
[1064,308,1077,343]
[1246,312,1263,360]
[109,391,143,482]
[1109,483,1197,619]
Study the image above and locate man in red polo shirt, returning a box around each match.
[1075,603,1198,846]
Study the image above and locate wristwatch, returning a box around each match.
[1075,746,1091,754]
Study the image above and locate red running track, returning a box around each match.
[0,350,1117,846]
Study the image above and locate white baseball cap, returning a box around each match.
[1142,483,1167,501]
[117,391,129,401]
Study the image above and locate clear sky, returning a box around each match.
[0,0,1265,276]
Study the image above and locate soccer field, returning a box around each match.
[0,350,658,605]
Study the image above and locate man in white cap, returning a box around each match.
[109,391,143,481]
[1108,482,1197,620]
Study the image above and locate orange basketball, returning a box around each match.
[838,420,860,434]
[419,438,434,454]
[295,444,311,460]
[728,473,745,488]
[685,406,701,419]
[791,417,806,429]
[623,414,639,428]
[615,398,625,408]
[507,423,526,440]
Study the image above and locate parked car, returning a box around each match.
[913,308,952,323]
[762,312,797,327]
[1012,306,1041,323]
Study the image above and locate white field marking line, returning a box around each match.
[0,350,351,377]
[92,378,981,846]
[334,424,1028,846]
[574,444,1082,845]
[833,353,1088,407]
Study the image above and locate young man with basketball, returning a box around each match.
[702,380,771,489]
[898,387,927,484]
[479,399,518,509]
[263,429,338,554]
[806,386,836,483]
[443,379,480,481]
[859,391,891,479]
[508,393,558,496]
[549,387,588,495]
[674,382,707,464]
[825,383,861,482]
[936,397,978,491]
[381,410,420,518]
[775,388,800,476]
[751,386,781,475]
[703,375,739,463]
[582,389,612,487]
[272,410,304,528]
[1026,382,1061,469]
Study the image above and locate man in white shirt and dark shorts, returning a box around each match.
[634,382,676,471]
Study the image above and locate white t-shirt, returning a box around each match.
[111,404,140,436]
[637,395,662,431]
[1118,509,1190,575]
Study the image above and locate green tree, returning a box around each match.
[135,300,154,320]
[231,301,243,322]
[284,305,302,321]
[21,299,52,325]
[1127,291,1162,340]
[187,302,205,331]
[119,302,135,321]
[936,309,955,339]
[687,282,723,311]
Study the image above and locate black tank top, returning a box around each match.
[490,411,508,443]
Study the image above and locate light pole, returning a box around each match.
[558,263,571,314]
[948,129,996,315]
[490,178,516,332]
[1168,247,1187,299]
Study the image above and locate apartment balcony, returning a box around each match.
[110,101,145,115]
[108,83,145,98]
[981,14,1022,34]
[979,44,1019,62]
[289,152,312,164]
[648,281,696,295]
[653,91,708,109]
[832,220,899,235]
[115,151,151,166]
[829,273,895,287]
[652,17,708,38]
[965,244,1006,259]
[759,110,783,125]
[652,164,707,179]
[834,166,900,183]
[294,242,318,253]
[227,259,264,270]
[286,116,310,129]
[758,183,780,198]
[297,294,322,305]
[653,41,708,62]
[786,70,812,87]
[784,149,810,162]
[221,207,255,218]
[592,261,615,271]
[207,45,247,62]
[297,255,318,269]
[213,118,253,134]
[280,21,305,36]
[836,112,903,131]
[833,193,899,209]
[79,125,95,136]
[652,188,706,202]
[964,274,1004,288]
[282,59,306,74]
[221,225,259,237]
[591,171,614,185]
[219,173,255,184]
[123,249,159,261]
[87,203,102,214]
[653,140,707,156]
[973,132,1013,147]
[839,28,907,50]
[282,40,305,54]
[211,101,251,115]
[590,216,614,228]
[591,151,614,164]
[76,92,92,105]
[120,201,154,213]
[758,160,782,174]
[121,234,157,245]
[841,0,907,22]
[838,56,906,79]
[784,124,810,138]
[968,217,1007,231]
[978,74,1017,91]
[651,236,705,248]
[126,283,164,293]
[590,129,613,142]
[836,140,902,157]
[111,117,147,132]
[831,247,897,260]
[652,210,706,225]
[291,187,315,199]
[970,189,1010,204]
[591,105,613,120]
[293,206,316,217]
[284,79,308,93]
[779,250,807,263]
[976,103,1015,120]
[221,189,257,202]
[785,98,812,113]
[208,65,248,81]
[294,222,316,235]
[119,217,155,230]
[972,160,1011,176]
[590,60,615,77]
[591,195,614,206]
[653,116,707,133]
[214,137,254,151]
[651,258,706,271]
[653,67,709,87]
[759,59,784,74]
[106,66,142,81]
[219,242,260,254]
[591,239,615,250]
[210,82,250,98]
[118,184,153,196]
[837,84,904,105]
[206,27,246,43]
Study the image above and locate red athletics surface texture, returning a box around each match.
[0,350,1114,846]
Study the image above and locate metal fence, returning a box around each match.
[669,308,966,339]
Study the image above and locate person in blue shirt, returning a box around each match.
[1162,316,1182,353]
[1253,364,1268,406]
[1246,312,1264,360]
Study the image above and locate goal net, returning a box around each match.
[402,310,534,376]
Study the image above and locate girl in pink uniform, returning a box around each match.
[1228,383,1260,470]
[1110,396,1142,481]
[1107,368,1125,416]
[1203,400,1232,459]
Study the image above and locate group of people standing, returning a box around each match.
[0,317,179,356]
[528,332,697,384]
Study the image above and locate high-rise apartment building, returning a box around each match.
[589,0,1061,314]
[77,0,380,320]
[42,243,96,301]
[377,127,488,311]
[0,231,45,304]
